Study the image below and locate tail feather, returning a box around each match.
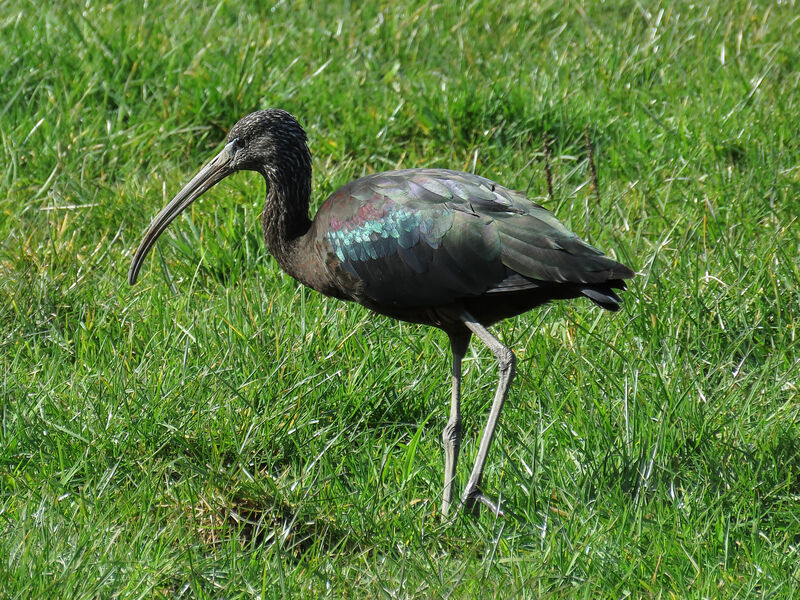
[581,280,627,311]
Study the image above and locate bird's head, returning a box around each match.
[128,109,310,285]
[225,109,309,176]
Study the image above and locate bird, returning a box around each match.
[129,109,634,518]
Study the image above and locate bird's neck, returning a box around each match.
[260,168,314,278]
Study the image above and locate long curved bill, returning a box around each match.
[128,141,237,285]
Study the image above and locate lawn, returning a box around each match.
[1,1,799,597]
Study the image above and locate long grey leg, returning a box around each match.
[460,311,516,515]
[442,332,470,518]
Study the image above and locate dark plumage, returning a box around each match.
[129,109,634,517]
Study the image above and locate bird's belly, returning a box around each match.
[357,286,582,331]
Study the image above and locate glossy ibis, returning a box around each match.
[129,109,634,517]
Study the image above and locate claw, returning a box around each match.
[463,488,504,517]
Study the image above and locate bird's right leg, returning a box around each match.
[442,331,470,518]
[460,312,516,516]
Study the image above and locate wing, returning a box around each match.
[318,170,506,306]
[316,169,633,308]
[483,185,633,285]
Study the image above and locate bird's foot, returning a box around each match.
[463,488,504,517]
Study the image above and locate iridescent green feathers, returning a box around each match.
[318,169,632,309]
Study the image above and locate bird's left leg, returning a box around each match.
[460,312,516,516]
[442,331,470,518]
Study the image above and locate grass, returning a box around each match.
[1,0,799,597]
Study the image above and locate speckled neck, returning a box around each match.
[260,162,313,276]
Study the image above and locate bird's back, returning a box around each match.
[309,169,633,326]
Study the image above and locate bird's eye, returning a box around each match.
[230,138,244,152]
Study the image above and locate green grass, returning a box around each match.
[2,0,799,597]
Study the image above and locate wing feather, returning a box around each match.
[318,168,633,308]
